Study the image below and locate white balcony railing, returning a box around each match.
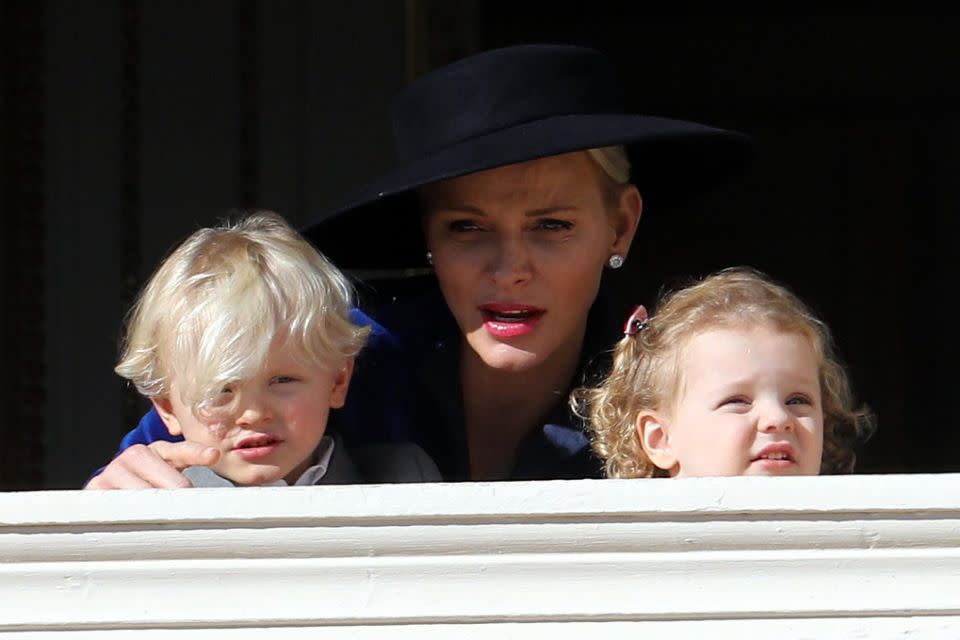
[2,474,959,638]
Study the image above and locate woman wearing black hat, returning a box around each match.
[86,44,752,486]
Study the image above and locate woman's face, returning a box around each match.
[421,151,641,373]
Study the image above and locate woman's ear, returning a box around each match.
[151,396,183,437]
[328,357,355,409]
[637,411,678,475]
[610,185,642,257]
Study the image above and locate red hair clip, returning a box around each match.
[623,304,649,337]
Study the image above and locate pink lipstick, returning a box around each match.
[479,303,545,338]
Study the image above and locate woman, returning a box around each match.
[86,43,752,487]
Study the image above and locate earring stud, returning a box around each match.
[608,254,625,269]
[426,251,433,266]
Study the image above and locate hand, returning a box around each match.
[83,441,220,489]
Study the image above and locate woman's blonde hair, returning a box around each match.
[587,145,630,185]
[586,145,631,208]
[115,211,370,415]
[572,266,875,478]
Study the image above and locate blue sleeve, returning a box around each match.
[118,407,183,449]
[350,307,397,347]
[332,306,410,446]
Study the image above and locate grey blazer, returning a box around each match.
[183,435,442,487]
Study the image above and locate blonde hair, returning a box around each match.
[587,145,630,185]
[572,267,875,478]
[115,211,370,415]
[586,145,631,209]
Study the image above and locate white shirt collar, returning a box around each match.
[261,435,336,487]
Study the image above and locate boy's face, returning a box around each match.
[638,326,824,477]
[153,340,353,486]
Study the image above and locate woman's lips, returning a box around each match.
[232,434,282,460]
[479,304,545,338]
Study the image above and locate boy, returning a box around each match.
[111,211,438,487]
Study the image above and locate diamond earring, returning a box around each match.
[608,254,625,269]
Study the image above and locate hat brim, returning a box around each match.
[303,114,754,270]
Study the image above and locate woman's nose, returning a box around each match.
[489,235,533,287]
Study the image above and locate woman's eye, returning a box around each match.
[448,219,483,232]
[536,218,573,231]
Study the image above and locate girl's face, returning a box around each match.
[421,152,640,374]
[639,325,824,477]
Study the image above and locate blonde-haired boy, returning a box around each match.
[114,211,438,487]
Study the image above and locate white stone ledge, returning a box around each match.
[1,474,959,637]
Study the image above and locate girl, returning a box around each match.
[573,267,875,478]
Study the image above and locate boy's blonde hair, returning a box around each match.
[572,267,875,478]
[115,211,370,415]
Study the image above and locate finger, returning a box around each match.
[149,440,221,471]
[85,464,154,490]
[113,444,194,488]
[83,445,183,489]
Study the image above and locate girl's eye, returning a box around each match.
[271,375,297,385]
[787,394,813,406]
[536,218,573,231]
[721,396,750,407]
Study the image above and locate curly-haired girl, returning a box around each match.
[572,267,874,478]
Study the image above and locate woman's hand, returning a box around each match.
[83,442,220,489]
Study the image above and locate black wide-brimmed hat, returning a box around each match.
[303,44,754,270]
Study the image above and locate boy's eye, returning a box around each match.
[210,385,235,407]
